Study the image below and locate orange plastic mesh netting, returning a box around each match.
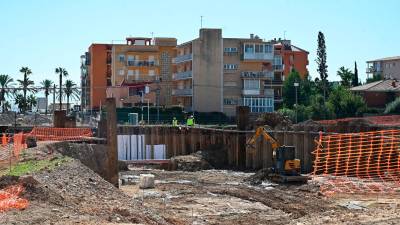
[0,184,29,212]
[13,132,26,159]
[27,127,93,141]
[312,130,400,195]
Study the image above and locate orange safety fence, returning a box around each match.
[13,132,26,159]
[27,127,93,141]
[312,130,400,195]
[0,184,29,212]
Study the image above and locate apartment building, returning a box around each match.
[366,56,400,80]
[172,29,309,116]
[81,37,177,110]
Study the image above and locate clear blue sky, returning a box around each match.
[1,0,399,88]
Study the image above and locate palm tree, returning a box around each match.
[64,79,80,113]
[14,93,25,113]
[27,94,37,111]
[55,67,68,111]
[18,67,34,113]
[40,79,53,115]
[0,74,14,113]
[3,101,11,112]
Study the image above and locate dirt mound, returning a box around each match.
[244,168,272,185]
[255,112,293,130]
[169,151,212,171]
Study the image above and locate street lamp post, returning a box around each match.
[294,82,299,124]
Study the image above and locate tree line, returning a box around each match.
[279,31,368,122]
[0,67,79,114]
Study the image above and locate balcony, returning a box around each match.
[172,88,192,96]
[243,52,274,61]
[172,71,193,80]
[273,64,284,71]
[264,79,283,86]
[241,71,273,79]
[242,89,260,96]
[173,54,192,64]
[127,60,159,67]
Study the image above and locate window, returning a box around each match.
[243,80,260,90]
[118,69,124,76]
[224,47,238,53]
[129,87,138,96]
[274,55,282,65]
[255,44,264,53]
[118,54,125,62]
[244,44,254,53]
[224,98,238,105]
[127,70,134,76]
[224,64,238,70]
[242,97,274,112]
[264,44,272,53]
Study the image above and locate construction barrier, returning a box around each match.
[27,127,93,141]
[0,184,29,212]
[312,130,400,195]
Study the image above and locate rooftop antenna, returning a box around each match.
[283,30,286,40]
[200,16,203,28]
[151,32,154,44]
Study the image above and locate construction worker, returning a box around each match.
[186,115,195,127]
[172,117,178,127]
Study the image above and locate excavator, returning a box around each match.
[246,126,308,183]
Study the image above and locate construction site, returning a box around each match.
[1,101,400,225]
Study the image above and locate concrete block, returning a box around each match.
[139,174,155,189]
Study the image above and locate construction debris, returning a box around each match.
[255,112,293,130]
[169,151,212,171]
[139,174,155,189]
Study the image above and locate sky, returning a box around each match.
[1,0,400,95]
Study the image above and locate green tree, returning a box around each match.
[316,31,328,100]
[64,79,80,113]
[366,73,382,83]
[308,94,334,120]
[40,79,53,115]
[55,67,68,111]
[27,94,37,111]
[14,93,25,113]
[18,67,34,113]
[337,66,354,87]
[283,69,302,107]
[327,86,366,118]
[2,101,11,112]
[0,74,14,113]
[352,61,359,87]
[384,97,400,114]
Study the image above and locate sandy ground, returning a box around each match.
[120,168,400,225]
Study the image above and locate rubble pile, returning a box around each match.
[169,151,213,171]
[0,112,52,126]
[255,112,293,130]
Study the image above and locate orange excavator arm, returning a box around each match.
[246,126,280,150]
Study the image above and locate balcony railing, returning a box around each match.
[172,71,193,80]
[127,60,159,67]
[241,71,273,79]
[243,52,274,61]
[172,88,193,96]
[173,54,192,64]
[242,89,260,96]
[273,64,284,71]
[264,79,283,86]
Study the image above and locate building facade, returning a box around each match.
[82,29,308,116]
[81,37,176,111]
[172,29,309,116]
[366,56,400,80]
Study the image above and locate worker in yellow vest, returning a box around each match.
[186,115,195,127]
[172,117,178,127]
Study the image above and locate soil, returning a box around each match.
[0,146,170,225]
[120,168,400,225]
